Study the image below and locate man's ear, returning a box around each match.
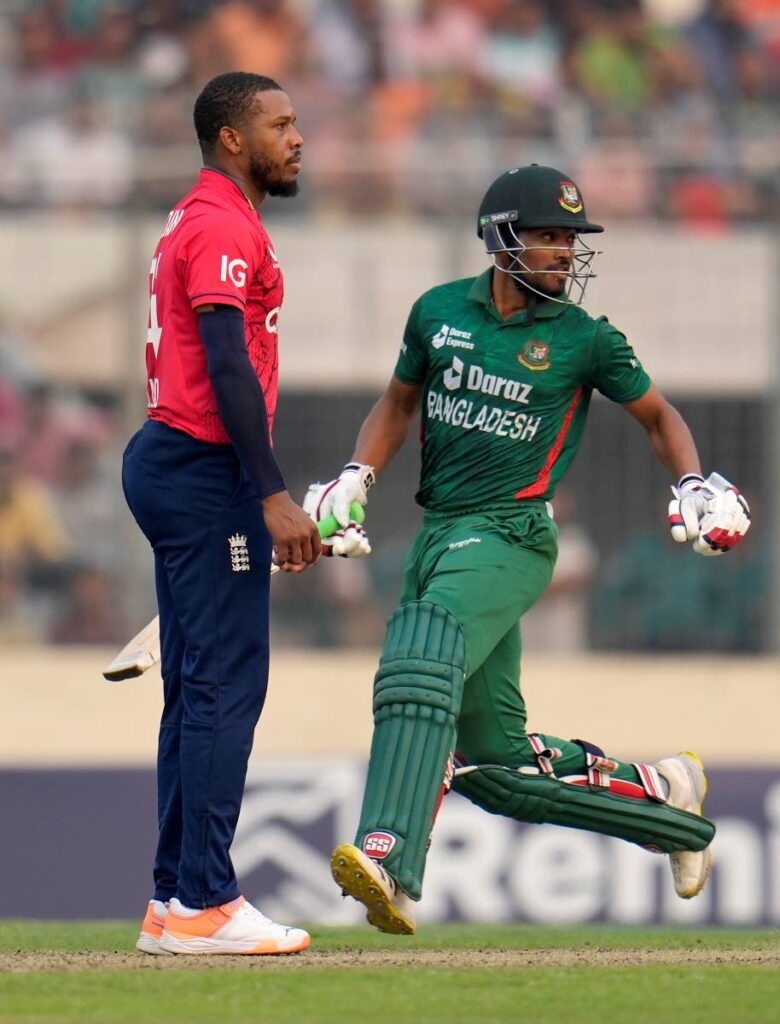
[218,125,242,156]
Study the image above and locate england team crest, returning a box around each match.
[228,533,250,572]
[559,181,583,214]
[518,340,551,371]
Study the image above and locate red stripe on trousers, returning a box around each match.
[515,387,584,500]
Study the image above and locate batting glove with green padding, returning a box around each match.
[305,463,375,528]
[303,489,371,558]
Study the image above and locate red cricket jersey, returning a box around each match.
[145,168,283,444]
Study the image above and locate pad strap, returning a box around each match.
[452,760,714,854]
[572,738,619,789]
[632,762,667,802]
[528,733,562,776]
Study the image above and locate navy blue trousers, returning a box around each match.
[122,420,272,908]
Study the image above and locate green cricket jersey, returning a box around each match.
[394,269,651,512]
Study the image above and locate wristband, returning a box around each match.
[677,473,704,490]
[343,462,376,490]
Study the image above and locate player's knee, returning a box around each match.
[374,601,466,718]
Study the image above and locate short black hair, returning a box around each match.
[193,72,283,154]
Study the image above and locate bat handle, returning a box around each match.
[271,502,366,574]
[316,501,366,538]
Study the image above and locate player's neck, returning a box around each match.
[491,272,528,320]
[203,162,265,210]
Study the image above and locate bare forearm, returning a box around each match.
[626,386,702,481]
[647,402,701,480]
[351,392,418,474]
[306,379,421,525]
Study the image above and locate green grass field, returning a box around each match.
[1,922,779,1024]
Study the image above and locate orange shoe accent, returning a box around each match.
[137,900,171,956]
[243,935,311,955]
[159,897,311,955]
[140,901,167,940]
[163,896,245,940]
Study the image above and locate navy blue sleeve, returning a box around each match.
[198,306,286,501]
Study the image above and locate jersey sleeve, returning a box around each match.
[394,298,429,384]
[182,213,258,311]
[590,318,651,404]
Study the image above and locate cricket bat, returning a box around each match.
[103,504,365,682]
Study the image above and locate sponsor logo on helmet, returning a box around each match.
[479,210,518,227]
[518,340,551,371]
[559,181,583,214]
[363,831,396,859]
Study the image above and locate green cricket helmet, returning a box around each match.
[477,165,603,305]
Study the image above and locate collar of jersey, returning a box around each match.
[199,167,258,214]
[467,269,567,323]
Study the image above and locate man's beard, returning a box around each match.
[249,151,299,198]
[511,268,566,299]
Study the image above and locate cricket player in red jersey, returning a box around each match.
[122,72,319,956]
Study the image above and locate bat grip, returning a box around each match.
[317,501,366,538]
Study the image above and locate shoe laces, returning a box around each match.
[237,900,273,925]
[372,859,398,896]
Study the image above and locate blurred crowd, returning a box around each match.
[0,0,774,649]
[0,0,779,221]
[0,366,126,645]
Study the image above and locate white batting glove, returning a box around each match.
[692,485,751,556]
[302,483,372,558]
[668,472,750,556]
[668,474,709,543]
[303,463,375,528]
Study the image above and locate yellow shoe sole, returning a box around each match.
[331,844,415,935]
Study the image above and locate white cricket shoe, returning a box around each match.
[159,896,310,955]
[331,843,416,935]
[655,751,713,899]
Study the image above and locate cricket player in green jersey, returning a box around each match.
[306,165,751,934]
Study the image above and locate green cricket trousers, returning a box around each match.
[399,502,639,781]
[351,501,711,901]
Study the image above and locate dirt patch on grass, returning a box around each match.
[2,947,779,973]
